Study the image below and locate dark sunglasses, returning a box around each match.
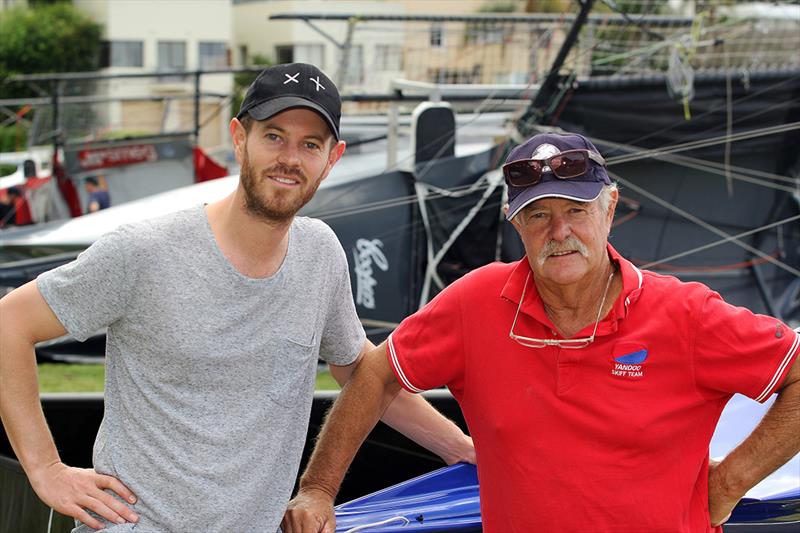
[502,149,607,188]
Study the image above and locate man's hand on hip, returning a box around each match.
[707,459,736,527]
[29,461,138,530]
[282,488,336,533]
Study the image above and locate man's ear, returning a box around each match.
[505,204,523,233]
[319,140,346,183]
[230,118,247,164]
[328,140,346,167]
[606,188,619,233]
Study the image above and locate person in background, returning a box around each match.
[0,189,14,227]
[6,186,33,225]
[84,175,111,213]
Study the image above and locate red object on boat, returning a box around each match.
[53,152,82,218]
[193,147,228,182]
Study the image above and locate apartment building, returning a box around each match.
[73,0,233,149]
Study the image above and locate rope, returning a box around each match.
[343,515,410,533]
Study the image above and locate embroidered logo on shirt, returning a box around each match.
[776,322,784,338]
[611,348,647,379]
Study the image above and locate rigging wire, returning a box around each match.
[639,213,800,271]
[318,118,800,223]
[588,136,799,193]
[609,170,800,277]
[603,73,800,156]
[606,121,800,165]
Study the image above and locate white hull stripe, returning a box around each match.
[387,334,425,394]
[755,331,800,403]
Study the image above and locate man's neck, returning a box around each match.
[534,259,620,338]
[204,192,292,279]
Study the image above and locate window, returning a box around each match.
[157,41,186,72]
[101,40,143,68]
[375,44,402,71]
[199,42,228,69]
[337,45,363,85]
[294,44,325,69]
[430,25,444,48]
[274,44,325,69]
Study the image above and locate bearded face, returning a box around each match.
[239,141,325,224]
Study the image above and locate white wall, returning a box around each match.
[74,0,233,147]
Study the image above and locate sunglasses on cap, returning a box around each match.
[503,149,607,188]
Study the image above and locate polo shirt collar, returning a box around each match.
[500,244,644,335]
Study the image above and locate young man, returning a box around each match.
[284,132,799,533]
[0,63,473,533]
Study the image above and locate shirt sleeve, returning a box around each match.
[693,291,800,403]
[319,240,366,366]
[387,281,466,394]
[36,227,135,342]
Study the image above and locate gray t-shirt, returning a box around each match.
[37,205,365,533]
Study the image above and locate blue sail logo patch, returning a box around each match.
[614,349,648,365]
[611,348,648,379]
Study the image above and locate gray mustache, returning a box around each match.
[537,236,588,265]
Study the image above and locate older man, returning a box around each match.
[0,63,473,533]
[284,132,800,533]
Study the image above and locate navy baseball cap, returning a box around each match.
[237,62,341,140]
[505,132,611,220]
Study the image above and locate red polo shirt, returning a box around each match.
[387,245,798,533]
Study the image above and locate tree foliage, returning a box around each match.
[0,3,103,99]
[232,53,272,118]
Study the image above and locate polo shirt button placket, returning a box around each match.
[556,346,580,396]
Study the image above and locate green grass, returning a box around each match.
[38,364,342,393]
[38,363,105,392]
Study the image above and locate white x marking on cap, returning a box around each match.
[310,76,325,91]
[283,73,299,84]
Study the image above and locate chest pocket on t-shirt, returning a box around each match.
[265,332,318,409]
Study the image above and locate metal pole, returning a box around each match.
[193,71,201,182]
[387,101,398,169]
[336,18,357,88]
[193,71,201,141]
[51,80,61,162]
[521,0,596,131]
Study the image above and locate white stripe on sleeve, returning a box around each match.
[755,330,800,403]
[387,334,425,394]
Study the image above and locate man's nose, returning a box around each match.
[277,144,302,167]
[549,215,572,241]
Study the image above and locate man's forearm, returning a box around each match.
[0,326,61,481]
[299,355,401,498]
[380,391,473,465]
[0,285,68,482]
[715,380,800,498]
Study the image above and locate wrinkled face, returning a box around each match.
[232,108,344,223]
[511,194,617,286]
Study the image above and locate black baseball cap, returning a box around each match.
[237,62,341,140]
